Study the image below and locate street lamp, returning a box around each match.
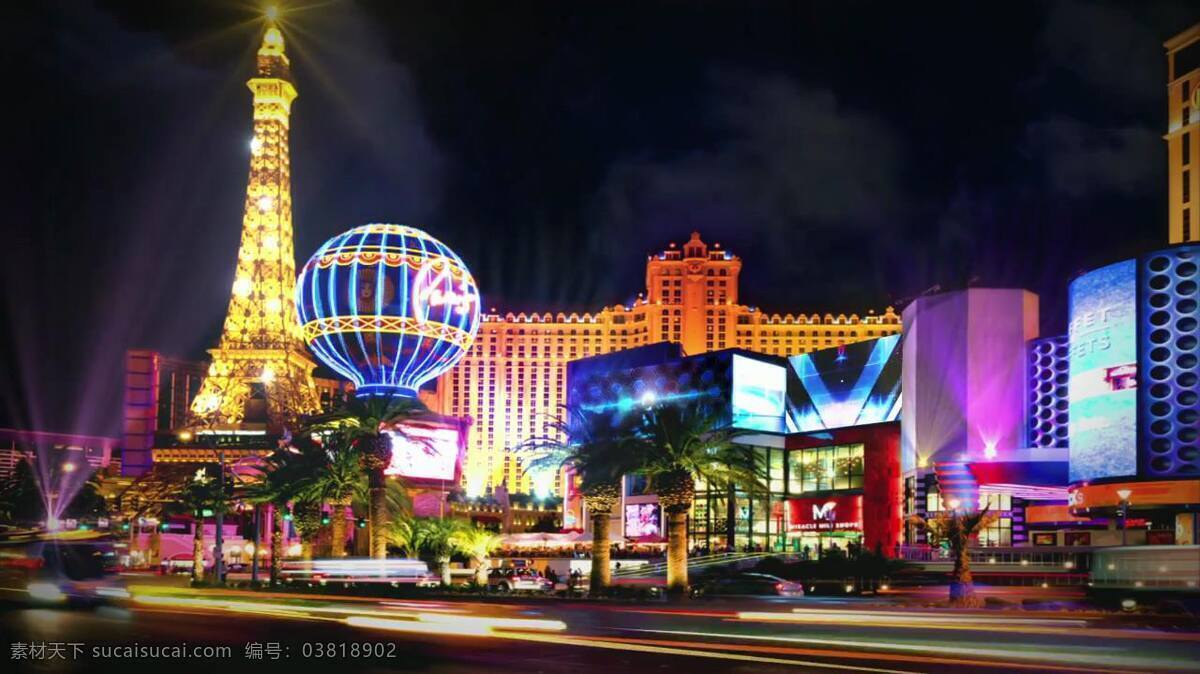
[1116,488,1132,547]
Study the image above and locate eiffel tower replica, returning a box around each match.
[190,12,320,435]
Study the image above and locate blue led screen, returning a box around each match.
[1068,259,1138,483]
[731,354,787,432]
[785,335,902,432]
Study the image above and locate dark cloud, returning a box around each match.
[1023,116,1160,198]
[589,71,906,308]
[1040,0,1168,104]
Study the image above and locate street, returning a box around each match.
[3,582,1198,673]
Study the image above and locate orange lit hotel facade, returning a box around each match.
[431,232,900,496]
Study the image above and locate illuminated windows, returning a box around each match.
[787,444,865,494]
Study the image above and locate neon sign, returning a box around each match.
[788,494,863,532]
[412,261,478,324]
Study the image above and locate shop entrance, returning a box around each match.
[787,531,863,559]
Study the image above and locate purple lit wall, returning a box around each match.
[901,289,1040,472]
[1027,335,1070,449]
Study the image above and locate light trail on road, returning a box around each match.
[617,627,1198,672]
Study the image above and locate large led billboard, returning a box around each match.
[786,335,902,432]
[1068,259,1137,483]
[384,422,464,484]
[624,503,662,538]
[731,354,787,431]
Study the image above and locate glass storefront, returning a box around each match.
[688,443,869,553]
[925,490,1014,547]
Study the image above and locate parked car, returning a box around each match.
[698,572,804,597]
[488,568,554,593]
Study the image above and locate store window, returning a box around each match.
[975,517,1012,547]
[787,444,864,493]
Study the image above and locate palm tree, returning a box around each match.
[450,525,504,587]
[410,517,466,586]
[292,500,323,560]
[518,405,645,594]
[636,403,764,597]
[910,504,995,607]
[239,447,307,585]
[165,467,227,583]
[305,395,429,559]
[295,443,366,558]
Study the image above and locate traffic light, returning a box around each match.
[320,513,331,526]
[283,508,293,521]
[160,522,169,531]
[121,522,130,531]
[356,517,367,529]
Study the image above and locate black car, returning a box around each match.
[698,572,805,597]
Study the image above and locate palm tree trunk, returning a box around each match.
[192,519,205,583]
[589,511,611,594]
[665,509,689,597]
[438,556,451,586]
[474,558,489,586]
[270,505,284,586]
[949,534,979,607]
[369,470,388,560]
[149,525,161,567]
[330,503,347,558]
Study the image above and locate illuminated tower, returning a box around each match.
[1166,23,1200,244]
[191,14,320,426]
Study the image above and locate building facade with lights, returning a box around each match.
[1166,23,1200,245]
[564,341,904,555]
[430,231,901,496]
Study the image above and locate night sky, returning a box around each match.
[1,1,1195,436]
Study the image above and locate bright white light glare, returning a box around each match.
[250,137,263,154]
[257,195,274,212]
[27,582,66,603]
[640,391,657,407]
[346,615,491,637]
[233,277,252,298]
[61,462,77,473]
[983,442,997,460]
[260,366,275,384]
[96,587,131,599]
[265,297,282,313]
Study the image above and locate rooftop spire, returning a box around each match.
[256,6,290,79]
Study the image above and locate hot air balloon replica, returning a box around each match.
[296,224,481,397]
[296,224,477,550]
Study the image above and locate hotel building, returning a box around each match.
[1166,23,1200,244]
[430,231,900,496]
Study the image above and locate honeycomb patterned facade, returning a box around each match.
[1026,335,1070,448]
[1138,245,1200,477]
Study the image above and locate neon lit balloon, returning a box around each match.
[296,224,481,397]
